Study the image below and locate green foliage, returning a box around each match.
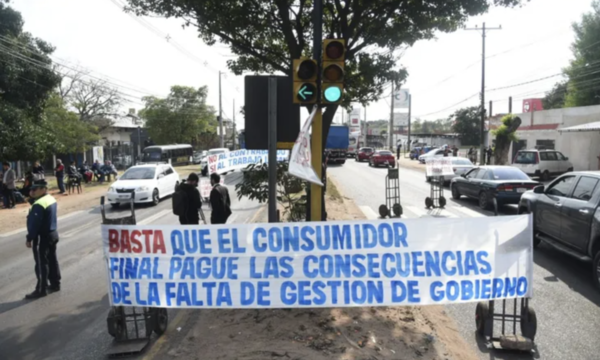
[140,85,216,145]
[492,114,519,142]
[492,114,521,165]
[235,162,306,222]
[542,81,568,109]
[450,106,481,146]
[564,1,600,107]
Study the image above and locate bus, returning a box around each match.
[141,144,193,166]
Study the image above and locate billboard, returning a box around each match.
[393,89,410,108]
[523,99,543,113]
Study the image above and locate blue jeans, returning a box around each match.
[57,176,65,193]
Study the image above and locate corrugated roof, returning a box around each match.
[559,121,600,132]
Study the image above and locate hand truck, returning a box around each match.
[425,176,446,209]
[100,194,168,356]
[379,167,403,218]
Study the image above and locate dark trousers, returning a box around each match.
[3,187,15,208]
[32,236,61,292]
[179,215,200,225]
[57,176,65,193]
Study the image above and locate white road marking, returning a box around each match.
[0,210,88,238]
[62,221,102,238]
[137,209,173,225]
[452,205,485,218]
[359,206,379,220]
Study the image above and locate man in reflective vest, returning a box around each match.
[25,180,61,299]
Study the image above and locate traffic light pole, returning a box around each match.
[268,78,278,223]
[310,0,323,222]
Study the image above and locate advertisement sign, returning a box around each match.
[207,149,289,175]
[425,157,454,177]
[393,89,410,109]
[102,215,533,308]
[93,146,104,163]
[289,108,323,185]
[393,113,409,126]
[522,99,543,113]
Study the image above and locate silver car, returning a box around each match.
[426,157,474,183]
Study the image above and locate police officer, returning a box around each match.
[25,180,61,299]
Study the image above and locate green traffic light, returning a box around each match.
[297,83,316,102]
[324,86,342,102]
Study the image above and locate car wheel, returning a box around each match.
[355,157,358,162]
[152,189,160,206]
[541,170,550,181]
[478,191,490,210]
[451,185,461,200]
[369,161,372,167]
[110,203,120,209]
[519,209,541,248]
[593,251,600,290]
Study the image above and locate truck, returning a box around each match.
[347,132,362,158]
[518,171,600,289]
[325,125,349,165]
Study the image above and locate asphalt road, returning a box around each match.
[328,160,600,360]
[0,171,262,360]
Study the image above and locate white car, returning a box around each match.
[106,164,180,208]
[418,148,445,164]
[426,157,475,183]
[201,148,230,176]
[512,149,573,181]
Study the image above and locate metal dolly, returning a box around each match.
[379,168,403,218]
[475,200,537,353]
[425,175,446,209]
[100,194,168,357]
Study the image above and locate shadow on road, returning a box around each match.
[0,299,28,316]
[474,332,541,360]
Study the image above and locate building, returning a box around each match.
[489,104,600,171]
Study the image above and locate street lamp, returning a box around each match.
[137,126,141,164]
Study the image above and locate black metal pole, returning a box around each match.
[407,94,412,155]
[268,77,278,223]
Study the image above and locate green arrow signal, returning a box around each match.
[298,85,314,100]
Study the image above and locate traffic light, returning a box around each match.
[292,58,318,104]
[322,39,345,104]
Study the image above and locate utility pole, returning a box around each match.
[219,71,224,148]
[466,22,501,165]
[309,0,323,221]
[509,96,513,113]
[389,81,394,150]
[407,94,412,156]
[364,107,367,147]
[232,99,236,150]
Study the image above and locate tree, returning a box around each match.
[124,0,525,147]
[492,114,521,165]
[411,119,423,133]
[0,1,61,160]
[542,81,568,109]
[564,1,600,107]
[140,85,216,144]
[450,106,481,146]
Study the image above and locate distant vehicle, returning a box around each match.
[450,166,540,210]
[426,157,474,183]
[201,148,230,176]
[512,149,573,181]
[193,151,204,164]
[418,148,445,164]
[355,147,374,162]
[369,150,396,168]
[141,144,193,166]
[326,125,349,165]
[106,164,180,208]
[347,132,362,158]
[519,171,600,289]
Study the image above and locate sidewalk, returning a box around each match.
[148,176,478,360]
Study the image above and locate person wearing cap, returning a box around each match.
[25,180,61,299]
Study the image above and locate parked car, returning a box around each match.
[426,157,474,183]
[369,150,396,168]
[106,164,180,208]
[193,151,204,164]
[519,171,600,289]
[355,147,374,162]
[418,148,445,164]
[450,166,540,210]
[512,149,573,181]
[201,148,230,176]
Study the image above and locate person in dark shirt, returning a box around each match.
[55,159,65,194]
[209,173,231,224]
[178,173,202,225]
[25,180,61,299]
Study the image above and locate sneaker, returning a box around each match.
[48,285,61,293]
[25,290,47,300]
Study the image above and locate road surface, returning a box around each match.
[328,160,600,360]
[0,172,261,360]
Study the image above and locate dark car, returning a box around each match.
[450,166,540,210]
[355,147,374,162]
[518,171,600,289]
[369,150,396,168]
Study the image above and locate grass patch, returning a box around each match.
[327,178,342,201]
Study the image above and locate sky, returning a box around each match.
[10,0,595,129]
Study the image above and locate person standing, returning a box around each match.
[177,173,203,225]
[32,161,45,181]
[25,180,61,299]
[2,162,16,209]
[486,146,493,165]
[209,173,231,224]
[55,159,65,194]
[452,146,458,157]
[396,143,402,159]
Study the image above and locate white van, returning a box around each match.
[512,149,573,181]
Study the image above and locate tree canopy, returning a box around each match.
[140,85,216,144]
[450,106,480,146]
[542,80,568,110]
[124,0,525,143]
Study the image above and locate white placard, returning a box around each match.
[102,215,533,308]
[288,108,323,186]
[393,89,410,109]
[93,146,104,163]
[393,112,409,126]
[199,177,224,198]
[425,157,454,176]
[207,149,289,175]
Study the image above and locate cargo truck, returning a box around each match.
[326,125,349,165]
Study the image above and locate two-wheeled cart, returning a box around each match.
[474,200,537,353]
[425,175,446,209]
[100,194,168,357]
[379,168,403,218]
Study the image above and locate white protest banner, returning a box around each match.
[289,108,323,186]
[208,149,289,175]
[425,157,454,177]
[393,89,410,109]
[200,177,224,198]
[102,215,533,308]
[93,146,104,163]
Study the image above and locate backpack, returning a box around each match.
[172,183,188,216]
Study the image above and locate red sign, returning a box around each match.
[522,99,543,113]
[351,117,359,125]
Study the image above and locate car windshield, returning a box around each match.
[452,159,473,165]
[515,152,537,164]
[361,148,373,152]
[490,168,530,180]
[143,151,161,161]
[378,151,393,155]
[120,167,156,180]
[208,149,226,155]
